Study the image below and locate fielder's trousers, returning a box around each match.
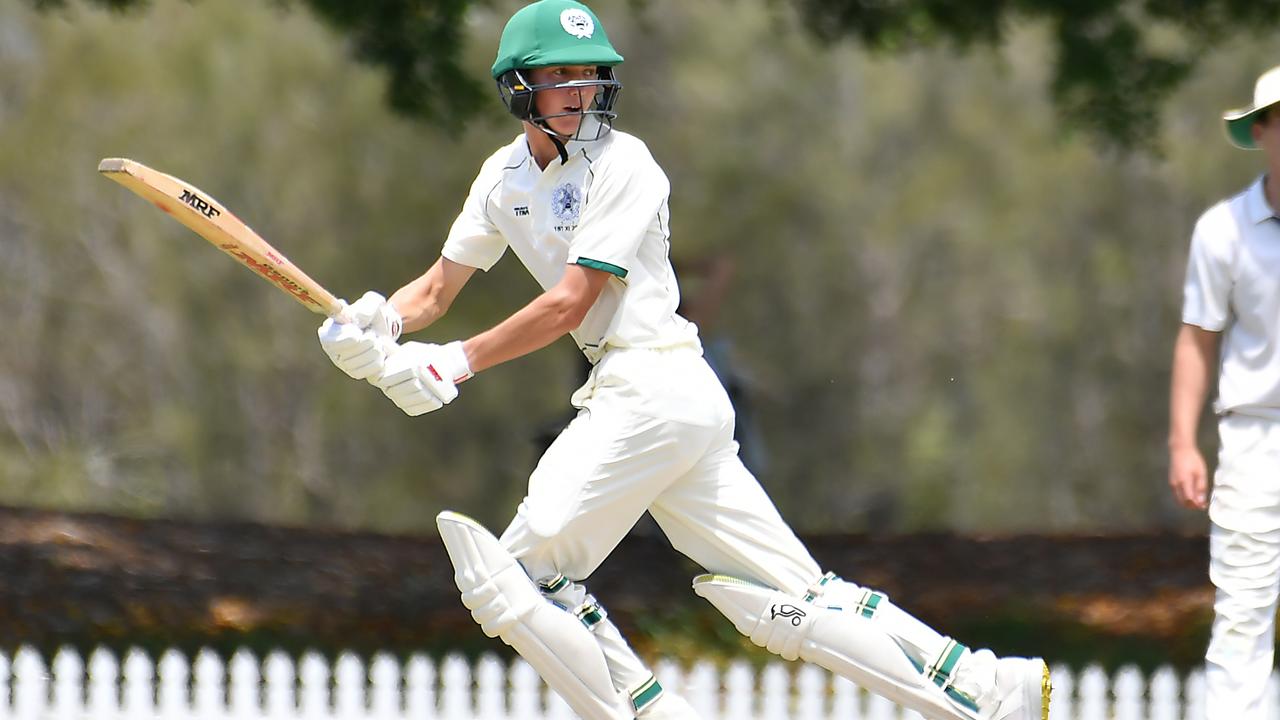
[1207,413,1280,719]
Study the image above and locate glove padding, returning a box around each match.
[375,340,473,416]
[317,291,403,381]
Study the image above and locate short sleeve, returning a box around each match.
[442,164,508,272]
[1182,207,1235,331]
[567,150,668,279]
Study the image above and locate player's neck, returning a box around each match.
[523,124,563,170]
[1266,171,1280,217]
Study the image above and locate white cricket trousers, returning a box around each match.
[1207,413,1280,720]
[499,345,821,595]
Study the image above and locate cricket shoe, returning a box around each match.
[955,650,1051,720]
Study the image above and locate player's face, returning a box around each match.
[1256,111,1280,165]
[528,65,601,137]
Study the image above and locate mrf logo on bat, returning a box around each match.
[179,189,221,219]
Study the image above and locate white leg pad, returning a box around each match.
[437,511,633,720]
[693,574,981,720]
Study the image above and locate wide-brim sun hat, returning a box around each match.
[1224,65,1280,149]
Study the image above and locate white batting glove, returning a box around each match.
[374,341,473,416]
[317,291,403,381]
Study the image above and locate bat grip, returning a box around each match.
[331,305,357,325]
[326,302,400,360]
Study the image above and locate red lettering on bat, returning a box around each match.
[221,246,322,308]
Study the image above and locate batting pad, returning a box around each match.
[437,511,633,720]
[693,574,986,720]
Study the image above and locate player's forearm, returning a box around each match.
[391,279,448,333]
[1168,324,1219,450]
[391,257,474,333]
[462,289,586,374]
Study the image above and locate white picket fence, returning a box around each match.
[0,645,1250,719]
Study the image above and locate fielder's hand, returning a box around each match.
[317,291,403,381]
[1169,444,1209,510]
[375,341,473,416]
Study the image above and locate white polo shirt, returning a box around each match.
[442,130,700,363]
[1183,175,1280,417]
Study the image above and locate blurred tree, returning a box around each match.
[36,0,1280,148]
[796,0,1280,150]
[36,0,486,123]
[0,0,1273,535]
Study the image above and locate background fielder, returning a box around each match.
[319,2,1051,718]
[1169,64,1280,720]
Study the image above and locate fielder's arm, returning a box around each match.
[461,264,610,374]
[1167,323,1221,509]
[390,257,477,333]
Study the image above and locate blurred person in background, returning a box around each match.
[317,1,1049,718]
[535,254,766,481]
[673,254,768,477]
[1169,64,1280,720]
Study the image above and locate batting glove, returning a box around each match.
[375,341,473,416]
[317,291,402,381]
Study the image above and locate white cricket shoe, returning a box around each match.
[956,650,1051,720]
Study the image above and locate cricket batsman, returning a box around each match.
[318,1,1052,718]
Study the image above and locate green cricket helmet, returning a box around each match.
[492,0,624,145]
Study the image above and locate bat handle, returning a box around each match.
[330,305,357,325]
[325,303,400,360]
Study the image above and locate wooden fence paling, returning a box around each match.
[0,645,1239,720]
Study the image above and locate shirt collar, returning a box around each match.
[518,137,583,175]
[1244,175,1279,225]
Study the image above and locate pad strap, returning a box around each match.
[629,674,664,714]
[802,572,839,602]
[850,589,884,618]
[925,639,979,712]
[804,572,883,618]
[538,574,607,631]
[574,596,607,630]
[539,573,573,595]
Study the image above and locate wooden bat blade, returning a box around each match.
[98,158,342,317]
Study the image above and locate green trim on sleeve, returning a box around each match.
[575,257,628,278]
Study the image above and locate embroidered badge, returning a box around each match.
[560,9,594,39]
[551,183,582,226]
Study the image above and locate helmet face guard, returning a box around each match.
[497,66,622,142]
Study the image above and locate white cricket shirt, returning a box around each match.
[442,130,699,363]
[1183,175,1280,417]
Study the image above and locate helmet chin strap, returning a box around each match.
[533,120,571,164]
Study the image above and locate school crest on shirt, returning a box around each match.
[551,182,582,231]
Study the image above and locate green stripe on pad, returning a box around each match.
[630,675,663,713]
[932,641,965,685]
[860,592,882,618]
[928,640,980,712]
[538,574,571,594]
[578,607,605,628]
[575,257,628,278]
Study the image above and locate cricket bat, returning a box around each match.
[98,158,348,320]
